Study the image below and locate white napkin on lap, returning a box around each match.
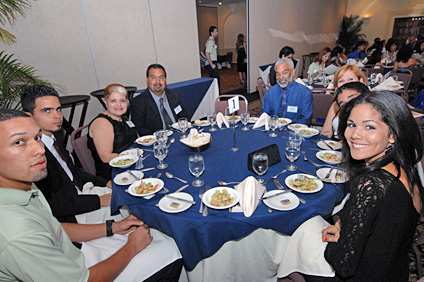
[295,78,313,89]
[235,176,266,217]
[180,129,211,146]
[216,112,229,128]
[253,113,270,130]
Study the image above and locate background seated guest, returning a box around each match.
[21,85,112,224]
[88,84,138,179]
[307,47,331,78]
[261,58,313,125]
[393,45,418,70]
[366,40,384,66]
[412,41,424,61]
[131,64,190,136]
[321,64,368,139]
[329,46,345,67]
[269,46,296,86]
[347,40,367,61]
[382,39,397,63]
[304,91,422,281]
[0,109,183,282]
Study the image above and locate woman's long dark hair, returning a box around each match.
[338,91,423,193]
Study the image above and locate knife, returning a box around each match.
[273,178,307,204]
[261,190,291,200]
[165,194,196,205]
[320,139,334,150]
[140,167,155,172]
[307,147,321,151]
[175,184,189,193]
[127,170,141,181]
[297,168,319,179]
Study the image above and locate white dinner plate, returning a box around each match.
[172,122,192,130]
[135,135,156,146]
[316,150,342,165]
[159,192,194,213]
[119,148,143,157]
[194,120,211,127]
[249,117,259,123]
[109,155,138,168]
[316,168,347,184]
[297,128,320,138]
[263,190,300,211]
[278,118,292,128]
[166,130,174,136]
[288,123,308,131]
[225,115,241,124]
[285,173,324,193]
[202,187,240,210]
[127,178,164,197]
[114,170,144,185]
[317,140,342,151]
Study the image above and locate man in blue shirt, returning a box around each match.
[347,40,367,60]
[261,58,313,125]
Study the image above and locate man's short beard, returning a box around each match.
[277,76,293,88]
[33,168,48,182]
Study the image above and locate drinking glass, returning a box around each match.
[252,153,268,185]
[178,118,188,139]
[154,130,168,146]
[370,73,377,84]
[308,74,314,86]
[322,77,329,88]
[269,115,278,137]
[285,142,300,171]
[153,143,168,169]
[289,130,302,147]
[189,154,205,187]
[208,112,217,132]
[377,74,384,84]
[241,112,250,131]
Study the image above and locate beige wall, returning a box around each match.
[346,0,424,41]
[197,6,218,52]
[4,0,200,129]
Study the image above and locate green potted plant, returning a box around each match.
[337,15,366,54]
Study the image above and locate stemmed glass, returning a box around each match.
[153,143,168,169]
[285,142,300,171]
[269,115,278,137]
[289,130,302,147]
[370,73,377,84]
[189,154,205,187]
[252,153,268,185]
[322,76,329,88]
[154,130,168,146]
[308,74,314,86]
[241,112,250,131]
[178,118,188,139]
[208,112,217,132]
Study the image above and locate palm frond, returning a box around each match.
[0,0,31,26]
[0,26,15,45]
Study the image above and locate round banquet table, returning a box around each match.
[110,124,345,281]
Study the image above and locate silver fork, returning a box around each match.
[271,169,287,179]
[199,189,205,213]
[202,186,211,216]
[263,187,273,213]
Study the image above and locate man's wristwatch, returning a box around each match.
[106,219,114,237]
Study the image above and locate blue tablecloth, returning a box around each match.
[111,126,345,270]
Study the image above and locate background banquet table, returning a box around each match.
[111,124,345,280]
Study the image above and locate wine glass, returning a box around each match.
[153,143,168,169]
[252,153,268,185]
[178,118,188,139]
[308,74,314,86]
[289,130,302,147]
[154,130,168,146]
[269,115,278,137]
[240,112,250,131]
[322,76,329,88]
[189,154,205,187]
[208,112,217,132]
[285,142,300,171]
[370,73,377,84]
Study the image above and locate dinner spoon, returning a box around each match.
[302,151,308,161]
[217,181,240,186]
[165,172,188,184]
[166,138,175,149]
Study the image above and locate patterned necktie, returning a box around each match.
[279,89,287,117]
[53,139,83,191]
[160,97,173,128]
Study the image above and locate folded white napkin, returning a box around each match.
[216,112,229,128]
[253,113,270,130]
[180,128,211,146]
[278,216,335,278]
[327,82,334,90]
[295,78,313,89]
[234,176,266,217]
[357,61,365,67]
[373,77,404,91]
[376,73,383,81]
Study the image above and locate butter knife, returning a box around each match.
[127,170,141,181]
[272,178,307,204]
[165,194,196,205]
[175,184,189,193]
[140,167,155,172]
[308,147,321,151]
[320,139,334,150]
[297,168,319,179]
[261,190,291,200]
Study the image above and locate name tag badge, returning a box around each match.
[126,120,135,128]
[287,106,298,113]
[174,105,182,115]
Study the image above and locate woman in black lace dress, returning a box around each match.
[88,84,138,179]
[306,91,423,281]
[236,33,247,86]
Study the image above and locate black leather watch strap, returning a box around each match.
[106,219,114,237]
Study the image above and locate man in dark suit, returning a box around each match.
[21,85,112,223]
[131,64,190,136]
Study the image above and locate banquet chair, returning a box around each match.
[71,125,96,175]
[256,77,268,102]
[361,68,369,78]
[407,65,424,98]
[363,64,384,77]
[214,94,248,115]
[311,93,334,126]
[389,69,413,102]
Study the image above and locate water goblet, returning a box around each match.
[322,77,329,88]
[154,130,168,146]
[289,130,302,147]
[308,74,314,86]
[285,142,300,171]
[208,112,217,132]
[241,112,250,131]
[370,73,377,84]
[153,143,168,169]
[189,154,205,187]
[252,153,268,185]
[269,115,278,137]
[178,118,188,139]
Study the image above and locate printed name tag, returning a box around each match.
[126,120,135,128]
[174,105,182,114]
[287,106,298,113]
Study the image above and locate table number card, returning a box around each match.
[228,96,240,114]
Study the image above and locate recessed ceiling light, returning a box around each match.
[219,2,222,5]
[198,0,202,3]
